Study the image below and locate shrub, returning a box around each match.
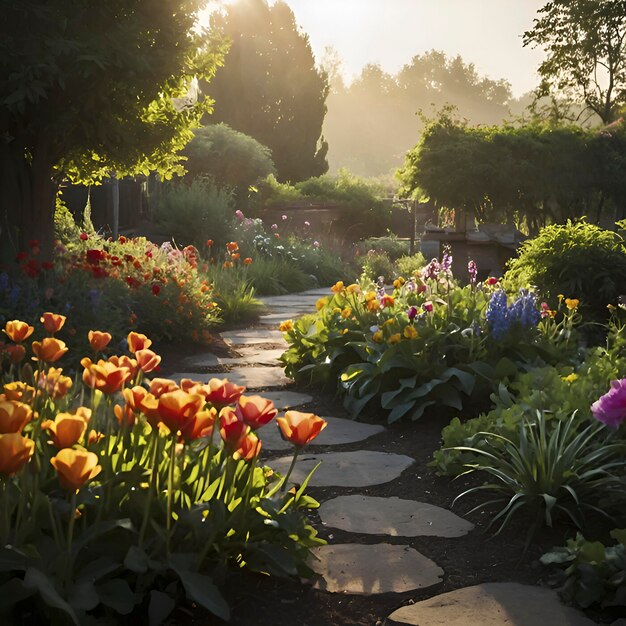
[360,250,397,282]
[356,234,410,260]
[0,322,326,623]
[182,124,276,202]
[395,252,427,277]
[541,529,626,609]
[505,220,626,322]
[154,178,236,250]
[451,411,626,541]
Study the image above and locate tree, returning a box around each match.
[205,0,329,183]
[0,1,227,259]
[181,123,276,202]
[523,0,626,125]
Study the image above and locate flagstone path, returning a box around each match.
[175,288,596,625]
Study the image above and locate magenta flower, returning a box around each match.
[591,379,626,429]
[423,301,434,312]
[235,209,245,221]
[468,260,477,284]
[407,306,418,321]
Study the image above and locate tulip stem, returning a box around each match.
[166,434,177,554]
[65,491,77,585]
[280,447,300,493]
[138,431,159,549]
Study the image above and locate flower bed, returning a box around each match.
[281,253,578,422]
[0,317,325,623]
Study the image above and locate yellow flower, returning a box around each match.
[364,291,377,302]
[346,284,361,294]
[316,297,329,311]
[403,325,418,340]
[279,320,294,332]
[332,307,342,314]
[557,294,564,302]
[562,373,578,383]
[393,277,405,289]
[388,333,401,344]
[565,298,579,310]
[382,319,395,328]
[341,307,352,318]
[366,299,380,312]
[331,281,345,294]
[372,331,383,343]
[342,328,349,335]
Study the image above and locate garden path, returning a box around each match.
[171,289,595,626]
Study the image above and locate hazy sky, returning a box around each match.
[201,0,548,97]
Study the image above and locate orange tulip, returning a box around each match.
[114,386,148,427]
[81,357,132,394]
[42,413,87,448]
[32,337,68,363]
[179,378,203,394]
[88,330,112,352]
[50,448,101,491]
[40,312,66,335]
[156,389,204,435]
[3,382,35,404]
[149,378,179,398]
[138,393,161,427]
[108,355,138,380]
[135,348,161,374]
[0,401,33,434]
[36,367,73,400]
[4,321,34,343]
[235,395,277,430]
[180,408,216,441]
[276,411,327,447]
[233,431,262,461]
[226,241,239,252]
[127,331,152,354]
[2,344,26,364]
[0,433,34,476]
[219,407,249,450]
[73,407,92,423]
[87,430,104,445]
[204,378,245,407]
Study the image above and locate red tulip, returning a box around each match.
[235,395,277,430]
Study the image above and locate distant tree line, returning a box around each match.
[398,114,626,234]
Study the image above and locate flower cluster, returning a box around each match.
[486,288,541,340]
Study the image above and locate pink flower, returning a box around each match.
[271,224,278,230]
[591,379,626,429]
[235,210,245,221]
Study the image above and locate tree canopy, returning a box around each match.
[523,0,626,124]
[398,114,626,233]
[204,0,329,183]
[322,50,524,177]
[0,0,226,257]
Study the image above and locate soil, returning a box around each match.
[162,337,622,626]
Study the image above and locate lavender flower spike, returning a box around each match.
[591,379,626,429]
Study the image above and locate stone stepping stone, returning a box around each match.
[220,329,286,346]
[260,390,313,410]
[386,582,595,625]
[259,416,385,451]
[218,348,285,367]
[221,366,290,389]
[270,450,414,487]
[310,543,443,595]
[179,353,221,369]
[318,495,474,538]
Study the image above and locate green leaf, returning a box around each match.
[0,577,35,614]
[24,567,79,625]
[96,578,137,615]
[76,556,121,583]
[68,581,99,612]
[149,590,175,626]
[124,546,149,574]
[610,528,626,546]
[0,546,30,572]
[178,571,230,621]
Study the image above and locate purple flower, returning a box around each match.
[235,209,245,221]
[421,258,441,280]
[591,379,626,429]
[407,306,418,321]
[441,245,453,273]
[468,260,477,284]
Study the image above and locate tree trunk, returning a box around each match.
[0,137,57,266]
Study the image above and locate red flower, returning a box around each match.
[235,395,277,430]
[86,249,105,264]
[91,266,108,279]
[125,276,140,288]
[23,260,40,278]
[151,284,161,296]
[79,232,89,241]
[28,240,39,249]
[206,240,214,247]
[41,261,54,271]
[219,407,249,451]
[118,236,127,244]
[15,252,28,262]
